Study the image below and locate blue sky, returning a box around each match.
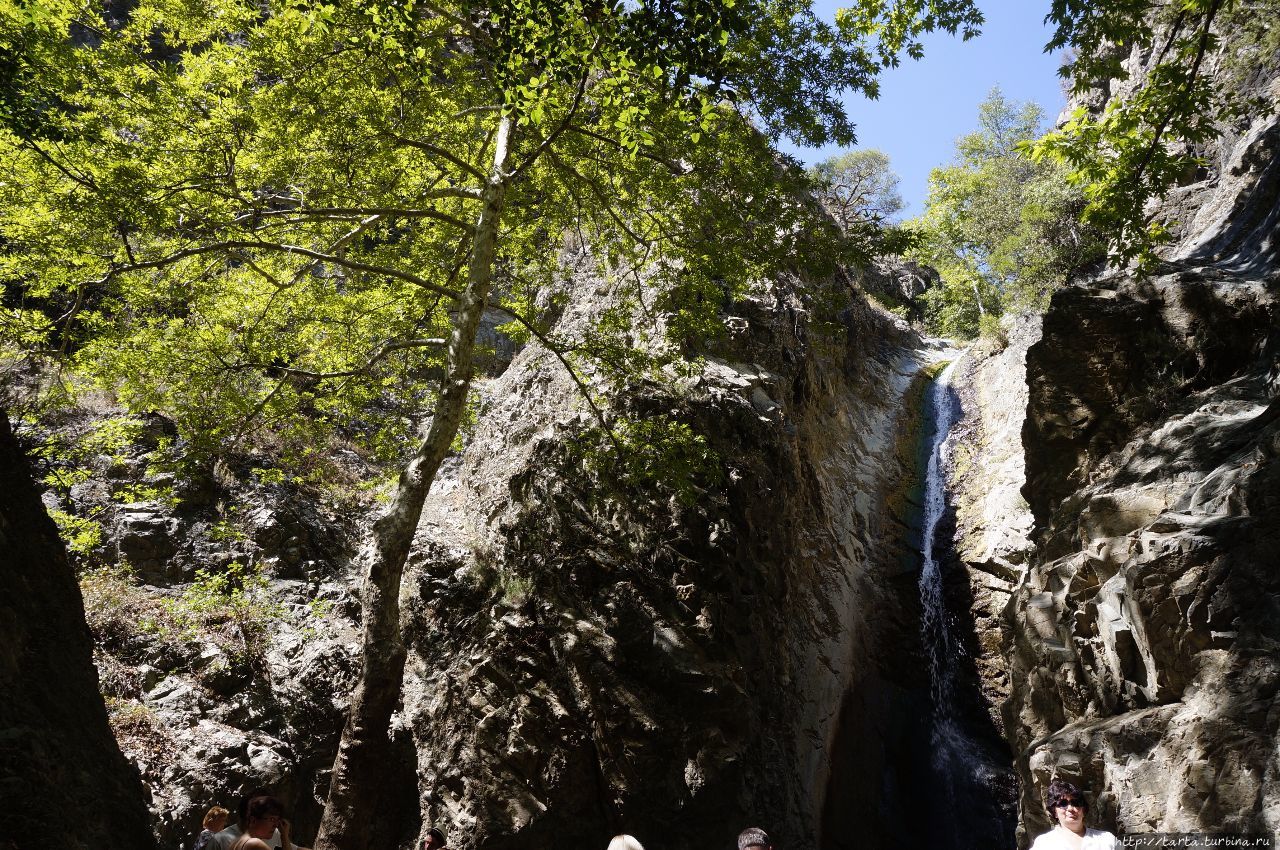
[778,0,1067,216]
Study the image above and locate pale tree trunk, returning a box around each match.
[971,280,986,316]
[315,115,514,850]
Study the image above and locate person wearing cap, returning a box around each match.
[421,826,448,850]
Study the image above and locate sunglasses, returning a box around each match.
[1054,798,1085,809]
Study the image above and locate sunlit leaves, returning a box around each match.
[1033,0,1241,266]
[910,90,1102,338]
[1,0,988,477]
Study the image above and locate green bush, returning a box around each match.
[81,561,283,669]
[145,562,282,665]
[49,508,104,557]
[977,313,1007,347]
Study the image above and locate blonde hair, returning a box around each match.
[202,807,230,830]
[607,836,644,850]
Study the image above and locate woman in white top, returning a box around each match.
[1030,778,1117,850]
[607,836,644,850]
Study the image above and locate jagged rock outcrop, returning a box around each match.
[946,314,1041,734]
[998,33,1280,844]
[1007,261,1279,843]
[26,405,368,846]
[397,258,937,850]
[855,257,939,324]
[0,412,155,849]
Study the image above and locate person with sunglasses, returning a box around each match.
[1031,779,1117,850]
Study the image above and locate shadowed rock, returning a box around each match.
[0,412,155,849]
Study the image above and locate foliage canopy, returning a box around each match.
[1029,0,1278,265]
[0,0,984,473]
[910,89,1102,338]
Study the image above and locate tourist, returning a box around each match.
[1031,779,1116,850]
[607,835,644,850]
[229,796,293,850]
[421,826,448,850]
[738,827,774,850]
[195,806,229,850]
[211,789,285,850]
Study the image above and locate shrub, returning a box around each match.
[145,562,282,666]
[81,561,282,669]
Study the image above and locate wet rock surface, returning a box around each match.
[947,316,1041,739]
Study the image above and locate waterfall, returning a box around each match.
[917,357,1000,830]
[820,353,1016,850]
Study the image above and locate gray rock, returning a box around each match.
[996,41,1280,840]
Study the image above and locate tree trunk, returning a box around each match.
[0,411,155,848]
[315,115,514,850]
[971,279,987,316]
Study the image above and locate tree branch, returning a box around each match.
[565,124,689,175]
[233,206,478,233]
[381,131,490,181]
[416,0,492,45]
[488,303,622,455]
[547,151,654,246]
[225,337,449,381]
[99,240,461,301]
[23,140,98,189]
[509,61,592,182]
[1132,0,1221,194]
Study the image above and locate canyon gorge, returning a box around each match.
[1,6,1278,850]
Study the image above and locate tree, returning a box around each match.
[1029,0,1280,265]
[0,0,985,845]
[809,148,904,235]
[909,89,1102,338]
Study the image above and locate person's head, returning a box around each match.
[1045,779,1088,834]
[203,806,230,832]
[607,836,644,850]
[738,828,772,850]
[422,827,447,850]
[237,787,272,824]
[243,796,285,839]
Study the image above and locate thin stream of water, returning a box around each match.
[917,359,986,799]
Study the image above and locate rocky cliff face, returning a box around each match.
[1008,256,1280,843]
[29,242,943,848]
[945,315,1041,736]
[397,257,938,850]
[981,36,1280,845]
[18,399,368,845]
[0,413,155,849]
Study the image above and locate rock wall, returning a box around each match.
[999,35,1280,844]
[1007,260,1280,844]
[24,401,368,846]
[397,256,934,850]
[947,314,1041,736]
[0,412,155,849]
